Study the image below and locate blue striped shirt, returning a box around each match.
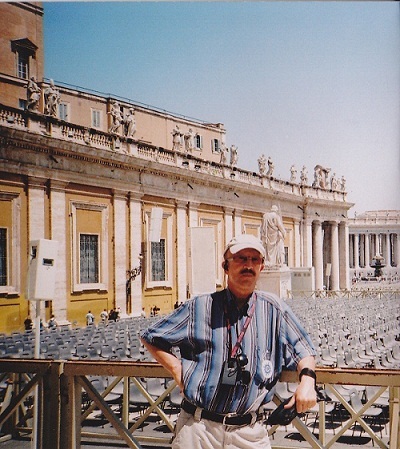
[140,289,316,414]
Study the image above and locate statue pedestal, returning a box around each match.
[257,266,291,299]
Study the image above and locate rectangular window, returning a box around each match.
[151,239,166,282]
[59,102,68,121]
[79,234,99,284]
[0,228,7,286]
[91,109,101,128]
[195,134,203,150]
[212,139,220,153]
[19,99,27,110]
[17,53,29,79]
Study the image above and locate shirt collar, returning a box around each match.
[226,289,255,318]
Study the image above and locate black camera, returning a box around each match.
[236,353,251,386]
[220,353,251,387]
[221,360,239,385]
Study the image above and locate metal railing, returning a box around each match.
[0,360,399,449]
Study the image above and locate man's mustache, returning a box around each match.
[240,268,256,275]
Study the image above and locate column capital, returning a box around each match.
[27,176,47,189]
[223,206,235,214]
[175,199,188,209]
[328,219,339,226]
[128,191,144,202]
[188,201,200,210]
[112,189,128,200]
[49,179,68,192]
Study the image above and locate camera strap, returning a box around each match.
[224,292,257,358]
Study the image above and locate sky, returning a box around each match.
[43,1,400,217]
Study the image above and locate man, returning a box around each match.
[86,310,94,326]
[24,315,33,331]
[141,234,317,449]
[100,308,108,322]
[48,314,57,328]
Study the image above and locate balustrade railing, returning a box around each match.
[0,360,398,449]
[0,102,347,203]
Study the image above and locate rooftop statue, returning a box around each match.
[184,128,194,153]
[219,143,228,164]
[26,76,41,112]
[108,101,123,134]
[290,165,297,183]
[300,165,308,186]
[266,157,274,177]
[258,154,266,175]
[230,145,238,167]
[172,125,183,151]
[340,175,346,191]
[124,107,136,138]
[261,205,286,268]
[313,165,330,189]
[44,79,60,117]
[330,172,337,190]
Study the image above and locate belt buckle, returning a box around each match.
[222,412,237,425]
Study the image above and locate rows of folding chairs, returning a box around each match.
[269,381,389,440]
[81,375,182,421]
[0,316,162,361]
[287,296,400,370]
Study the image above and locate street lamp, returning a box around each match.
[126,254,143,313]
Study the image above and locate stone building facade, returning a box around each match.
[348,211,400,283]
[0,2,353,332]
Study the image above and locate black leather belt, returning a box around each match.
[181,399,261,426]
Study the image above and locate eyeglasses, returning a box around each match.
[226,255,264,265]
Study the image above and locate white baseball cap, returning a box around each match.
[224,234,266,258]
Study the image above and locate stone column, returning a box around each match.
[349,234,354,268]
[49,180,69,324]
[385,233,391,267]
[129,193,143,316]
[312,220,324,290]
[224,207,234,247]
[303,219,313,268]
[188,202,199,228]
[294,219,301,267]
[28,177,46,241]
[359,234,364,268]
[27,177,46,320]
[365,233,370,269]
[233,208,243,237]
[353,233,360,270]
[113,190,128,316]
[338,221,350,290]
[330,221,339,290]
[176,200,188,303]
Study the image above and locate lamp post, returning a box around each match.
[126,254,143,314]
